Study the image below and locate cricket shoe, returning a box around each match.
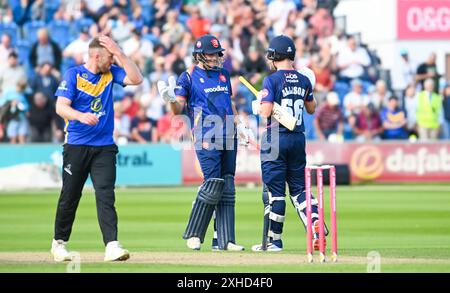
[211,237,218,250]
[51,239,72,262]
[104,241,130,261]
[212,242,245,251]
[186,237,201,250]
[251,241,283,252]
[312,220,327,251]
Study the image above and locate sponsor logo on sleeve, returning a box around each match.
[58,80,68,91]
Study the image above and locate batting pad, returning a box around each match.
[290,191,329,236]
[183,178,224,242]
[215,174,235,250]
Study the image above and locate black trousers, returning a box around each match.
[54,144,119,245]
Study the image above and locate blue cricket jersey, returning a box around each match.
[55,64,126,146]
[174,66,234,140]
[261,69,314,133]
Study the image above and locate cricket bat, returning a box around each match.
[238,76,297,131]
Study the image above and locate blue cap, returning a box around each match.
[267,35,296,61]
[400,49,408,56]
[193,34,224,55]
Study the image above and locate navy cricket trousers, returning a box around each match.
[195,138,237,180]
[261,132,307,197]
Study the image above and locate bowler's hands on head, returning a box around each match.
[78,112,99,126]
[98,35,122,56]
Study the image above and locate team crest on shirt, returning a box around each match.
[219,74,226,82]
[211,39,219,48]
[90,97,103,112]
[200,78,205,83]
[82,73,88,78]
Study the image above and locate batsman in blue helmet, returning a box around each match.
[157,34,252,251]
[251,35,328,252]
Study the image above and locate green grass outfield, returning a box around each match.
[0,185,450,273]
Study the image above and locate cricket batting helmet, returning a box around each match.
[266,35,296,61]
[193,34,225,71]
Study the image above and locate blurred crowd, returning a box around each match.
[0,0,449,144]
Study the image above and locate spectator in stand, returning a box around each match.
[352,102,383,142]
[327,27,347,56]
[168,43,188,77]
[309,7,334,38]
[1,80,29,144]
[0,33,13,73]
[187,7,210,39]
[442,84,450,140]
[249,20,269,56]
[130,107,158,143]
[129,4,145,31]
[113,102,131,144]
[416,52,440,93]
[267,0,297,36]
[251,0,269,29]
[304,23,319,53]
[313,91,344,141]
[343,78,368,118]
[336,35,371,82]
[403,84,418,138]
[27,92,57,142]
[397,49,416,93]
[301,0,318,21]
[91,0,116,22]
[310,53,333,102]
[141,85,165,123]
[294,38,310,69]
[416,78,442,140]
[30,62,59,103]
[110,10,134,47]
[157,104,190,144]
[30,0,45,21]
[228,24,245,64]
[59,0,86,21]
[242,46,267,85]
[149,56,169,86]
[162,10,185,47]
[380,96,407,140]
[122,92,140,120]
[63,26,91,65]
[0,52,27,97]
[198,0,221,23]
[30,28,62,71]
[123,28,154,71]
[154,0,170,28]
[287,9,306,39]
[367,79,391,110]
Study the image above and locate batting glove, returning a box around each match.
[252,90,264,115]
[236,117,253,146]
[157,76,177,103]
